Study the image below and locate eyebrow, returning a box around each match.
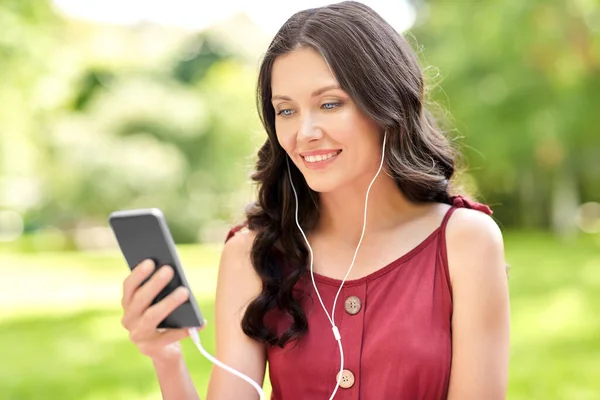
[271,84,341,101]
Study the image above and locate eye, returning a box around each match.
[276,109,294,117]
[322,102,341,110]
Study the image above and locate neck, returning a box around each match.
[313,173,416,246]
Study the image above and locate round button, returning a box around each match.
[336,369,355,389]
[344,295,362,315]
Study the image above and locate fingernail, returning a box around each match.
[159,266,172,278]
[142,260,154,272]
[175,287,188,300]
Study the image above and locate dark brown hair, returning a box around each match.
[242,1,457,347]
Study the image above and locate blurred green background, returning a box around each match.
[1,0,599,399]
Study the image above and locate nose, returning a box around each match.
[297,114,323,143]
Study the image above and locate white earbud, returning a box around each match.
[287,130,387,399]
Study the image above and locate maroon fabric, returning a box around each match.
[450,195,493,215]
[225,223,247,242]
[225,199,492,399]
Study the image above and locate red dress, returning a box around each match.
[226,196,493,400]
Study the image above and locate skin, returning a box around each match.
[119,46,510,400]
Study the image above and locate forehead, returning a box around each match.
[271,47,338,95]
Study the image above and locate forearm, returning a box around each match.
[153,354,201,400]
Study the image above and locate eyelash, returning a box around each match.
[276,102,342,117]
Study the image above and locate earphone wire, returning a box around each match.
[183,133,386,400]
[188,327,265,399]
[287,131,387,399]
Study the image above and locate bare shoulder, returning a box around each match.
[446,207,503,243]
[444,208,510,399]
[216,226,261,315]
[220,226,256,272]
[445,208,506,285]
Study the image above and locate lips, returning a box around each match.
[300,150,342,170]
[302,150,342,163]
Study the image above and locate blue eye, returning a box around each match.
[322,102,341,110]
[276,109,293,117]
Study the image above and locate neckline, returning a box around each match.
[309,225,442,287]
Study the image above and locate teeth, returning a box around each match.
[304,151,339,163]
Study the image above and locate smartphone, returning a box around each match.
[108,208,205,329]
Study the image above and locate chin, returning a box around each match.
[303,174,344,193]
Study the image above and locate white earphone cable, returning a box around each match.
[185,132,386,400]
[188,327,266,400]
[287,131,387,399]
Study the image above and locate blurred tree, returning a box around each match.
[31,24,260,244]
[411,0,600,234]
[71,68,115,111]
[0,0,263,246]
[2,0,599,249]
[0,0,62,227]
[171,32,234,84]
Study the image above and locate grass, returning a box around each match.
[502,232,600,400]
[0,231,599,399]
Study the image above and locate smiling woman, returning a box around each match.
[117,2,510,400]
[270,48,383,186]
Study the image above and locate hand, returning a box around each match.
[120,259,200,362]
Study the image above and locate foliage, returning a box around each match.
[411,0,600,232]
[0,1,598,245]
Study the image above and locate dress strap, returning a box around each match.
[441,195,493,231]
[438,195,493,292]
[450,195,493,215]
[440,206,457,232]
[225,222,248,243]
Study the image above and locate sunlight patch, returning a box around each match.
[84,314,126,343]
[512,287,593,346]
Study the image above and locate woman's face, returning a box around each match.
[271,46,383,193]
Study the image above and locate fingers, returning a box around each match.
[129,286,189,339]
[128,264,175,317]
[121,259,155,308]
[143,286,190,329]
[143,286,189,327]
[126,285,187,341]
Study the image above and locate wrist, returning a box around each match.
[151,347,184,367]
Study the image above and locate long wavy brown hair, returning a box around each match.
[241,1,458,348]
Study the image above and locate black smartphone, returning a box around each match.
[108,208,205,329]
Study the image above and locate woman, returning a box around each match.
[119,1,510,399]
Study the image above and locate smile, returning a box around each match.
[300,150,342,170]
[302,150,342,163]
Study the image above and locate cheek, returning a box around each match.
[327,107,371,143]
[275,119,301,152]
[275,130,295,156]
